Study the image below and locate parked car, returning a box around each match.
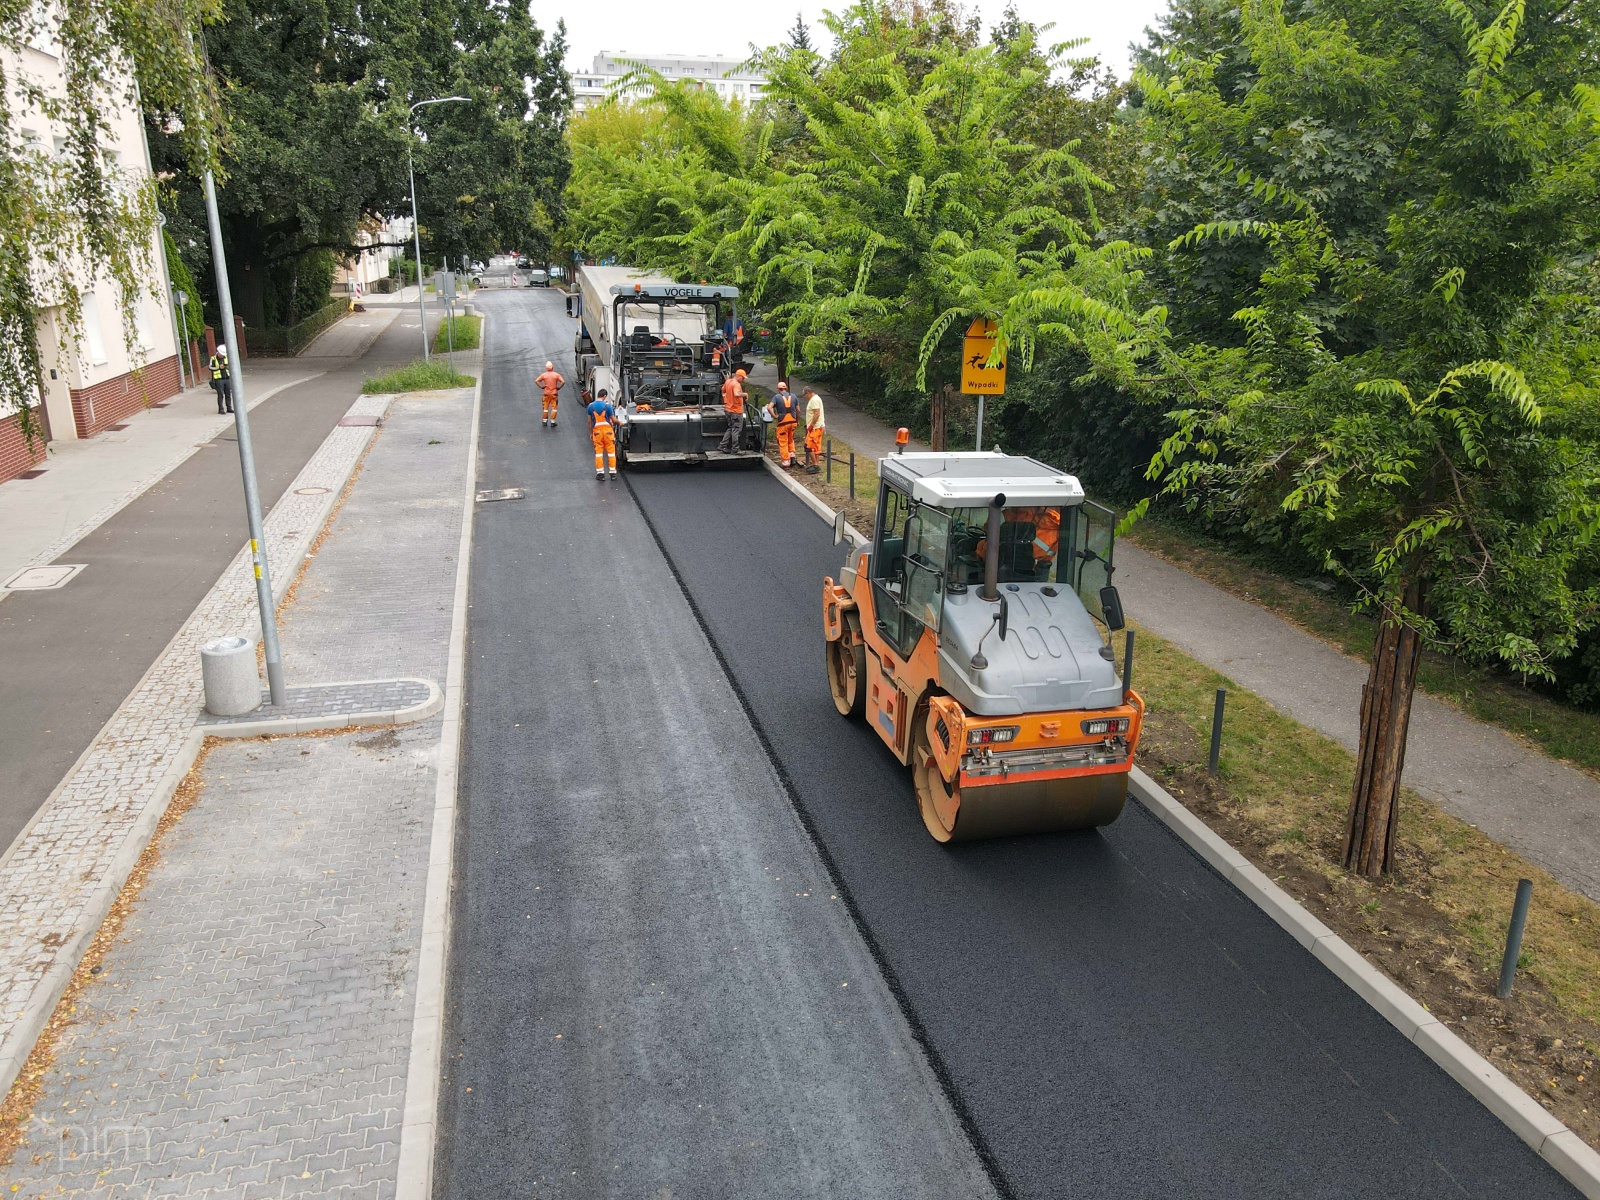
[471,260,486,274]
[527,268,550,287]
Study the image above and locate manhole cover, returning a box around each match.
[476,488,527,503]
[3,564,85,591]
[295,486,332,496]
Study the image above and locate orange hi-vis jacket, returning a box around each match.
[722,376,745,415]
[536,369,564,397]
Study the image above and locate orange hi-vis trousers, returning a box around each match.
[805,424,824,460]
[775,417,798,464]
[542,390,559,421]
[592,421,616,472]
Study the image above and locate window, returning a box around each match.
[943,506,1066,589]
[81,292,108,365]
[902,505,950,631]
[132,295,154,354]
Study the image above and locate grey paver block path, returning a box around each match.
[0,383,474,1198]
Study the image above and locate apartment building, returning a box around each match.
[1,34,183,484]
[571,52,768,112]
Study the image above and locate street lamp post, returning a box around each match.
[407,96,469,361]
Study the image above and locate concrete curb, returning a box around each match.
[393,327,484,1198]
[760,456,867,545]
[198,677,443,739]
[761,456,1600,1199]
[1126,767,1600,1197]
[0,393,388,1106]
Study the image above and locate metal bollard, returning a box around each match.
[849,452,855,498]
[1497,879,1534,998]
[1208,688,1227,774]
[825,438,832,484]
[1122,630,1134,701]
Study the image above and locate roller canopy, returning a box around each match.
[880,452,1086,509]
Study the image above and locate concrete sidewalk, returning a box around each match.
[748,358,1600,905]
[0,377,476,1198]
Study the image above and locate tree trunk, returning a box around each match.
[1342,577,1426,876]
[930,384,950,451]
[774,337,789,382]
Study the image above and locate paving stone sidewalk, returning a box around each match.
[747,357,1600,905]
[0,381,474,1198]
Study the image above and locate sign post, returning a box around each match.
[960,317,1005,451]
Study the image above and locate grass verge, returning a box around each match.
[431,313,481,353]
[786,461,1600,1151]
[361,358,475,394]
[1128,517,1600,779]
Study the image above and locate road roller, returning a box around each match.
[822,451,1143,842]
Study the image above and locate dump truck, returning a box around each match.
[823,451,1143,842]
[569,265,764,465]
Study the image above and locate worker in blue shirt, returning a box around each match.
[587,388,618,480]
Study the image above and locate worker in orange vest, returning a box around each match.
[717,368,748,454]
[587,388,618,481]
[535,361,565,428]
[763,380,800,467]
[975,507,1062,574]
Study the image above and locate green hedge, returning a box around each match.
[242,298,348,357]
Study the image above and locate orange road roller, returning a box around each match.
[823,451,1143,842]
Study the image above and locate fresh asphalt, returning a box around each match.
[445,289,1577,1198]
[437,290,994,1199]
[0,306,427,853]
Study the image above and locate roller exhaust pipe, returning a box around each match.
[981,493,1005,602]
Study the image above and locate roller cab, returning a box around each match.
[823,452,1142,842]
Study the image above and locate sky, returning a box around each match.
[544,1,1171,83]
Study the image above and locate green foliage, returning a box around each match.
[2,0,221,440]
[163,230,205,343]
[361,357,474,393]
[1132,0,1600,682]
[562,1,1147,421]
[146,0,569,329]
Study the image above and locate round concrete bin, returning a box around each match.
[201,635,261,717]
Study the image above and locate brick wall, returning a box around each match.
[69,355,182,438]
[0,410,48,485]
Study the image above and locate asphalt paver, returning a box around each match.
[437,291,994,1198]
[625,465,1578,1200]
[0,303,429,851]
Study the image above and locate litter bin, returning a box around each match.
[201,635,261,716]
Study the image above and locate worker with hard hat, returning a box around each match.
[717,368,748,454]
[763,380,800,468]
[587,387,618,480]
[535,361,565,428]
[802,386,825,474]
[208,344,233,415]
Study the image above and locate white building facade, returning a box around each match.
[571,52,768,112]
[2,34,183,483]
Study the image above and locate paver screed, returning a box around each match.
[0,384,474,1198]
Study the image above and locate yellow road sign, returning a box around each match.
[960,318,1006,394]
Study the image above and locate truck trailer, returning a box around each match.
[571,265,765,466]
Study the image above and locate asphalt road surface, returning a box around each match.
[441,288,1576,1198]
[0,305,427,852]
[437,290,994,1199]
[624,469,1579,1197]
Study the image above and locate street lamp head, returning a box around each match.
[410,95,471,114]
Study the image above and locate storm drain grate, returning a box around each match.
[475,487,526,503]
[3,564,86,591]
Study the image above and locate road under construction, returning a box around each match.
[436,288,1580,1198]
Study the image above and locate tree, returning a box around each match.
[1133,0,1600,875]
[787,12,813,51]
[2,0,220,440]
[148,0,569,328]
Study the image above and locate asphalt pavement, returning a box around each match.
[0,303,427,853]
[436,290,993,1198]
[625,465,1578,1200]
